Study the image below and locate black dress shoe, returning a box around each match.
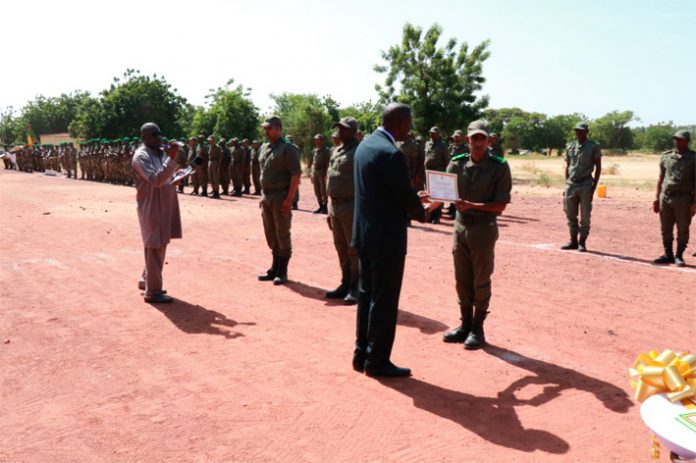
[144,293,173,303]
[364,361,411,377]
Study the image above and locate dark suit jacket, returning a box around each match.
[352,129,426,257]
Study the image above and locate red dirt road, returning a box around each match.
[1,169,694,463]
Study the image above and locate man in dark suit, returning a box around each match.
[352,103,439,377]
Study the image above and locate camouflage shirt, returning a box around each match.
[259,138,302,192]
[326,140,358,199]
[424,139,449,172]
[659,149,696,198]
[447,153,512,219]
[565,139,601,185]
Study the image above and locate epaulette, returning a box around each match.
[451,153,469,162]
[491,155,507,164]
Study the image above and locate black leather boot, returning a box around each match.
[343,279,358,305]
[561,235,578,250]
[273,256,289,285]
[464,308,488,350]
[578,237,587,252]
[326,267,349,299]
[443,306,473,343]
[654,240,675,264]
[675,241,687,267]
[258,254,279,281]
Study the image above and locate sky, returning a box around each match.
[2,0,695,126]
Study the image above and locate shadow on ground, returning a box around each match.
[376,344,632,454]
[150,298,256,339]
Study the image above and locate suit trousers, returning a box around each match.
[142,246,167,296]
[355,251,406,365]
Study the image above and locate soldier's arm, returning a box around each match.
[592,147,602,189]
[653,158,665,213]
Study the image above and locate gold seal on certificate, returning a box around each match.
[426,170,459,202]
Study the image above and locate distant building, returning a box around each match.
[39,132,78,146]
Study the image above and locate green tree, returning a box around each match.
[543,113,584,155]
[641,122,675,152]
[375,22,491,134]
[270,93,336,159]
[339,101,382,135]
[189,80,259,140]
[590,110,637,150]
[19,91,93,137]
[0,107,23,144]
[69,69,188,139]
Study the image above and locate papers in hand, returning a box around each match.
[169,166,193,185]
[426,170,459,202]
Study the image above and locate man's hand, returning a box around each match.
[653,200,660,214]
[690,202,696,217]
[281,197,292,217]
[190,155,204,167]
[165,142,180,160]
[455,199,474,212]
[327,216,332,230]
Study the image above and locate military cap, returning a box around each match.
[489,132,498,138]
[242,138,249,143]
[207,135,215,141]
[331,131,339,138]
[467,120,490,137]
[453,129,464,136]
[574,122,589,131]
[261,115,282,128]
[429,126,440,133]
[313,133,325,140]
[673,129,691,141]
[197,135,205,141]
[334,117,359,131]
[252,139,259,144]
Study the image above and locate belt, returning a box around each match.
[330,196,353,204]
[459,214,497,225]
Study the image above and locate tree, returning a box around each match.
[69,69,188,139]
[270,93,336,159]
[0,107,23,144]
[590,111,637,150]
[339,101,382,135]
[543,113,584,155]
[641,122,675,152]
[19,91,93,137]
[375,22,491,134]
[189,80,259,140]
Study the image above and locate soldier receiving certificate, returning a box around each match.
[426,170,459,202]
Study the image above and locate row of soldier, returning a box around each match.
[2,128,504,222]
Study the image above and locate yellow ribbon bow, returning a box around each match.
[629,349,696,408]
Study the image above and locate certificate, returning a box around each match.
[169,166,194,185]
[426,170,459,202]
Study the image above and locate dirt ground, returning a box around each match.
[510,152,661,200]
[1,168,694,463]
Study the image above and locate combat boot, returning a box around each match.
[313,201,323,214]
[343,279,358,305]
[653,240,675,264]
[464,308,488,350]
[273,257,289,285]
[320,203,328,214]
[258,254,279,281]
[326,267,350,299]
[675,241,687,267]
[578,237,587,252]
[443,306,473,343]
[561,235,578,250]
